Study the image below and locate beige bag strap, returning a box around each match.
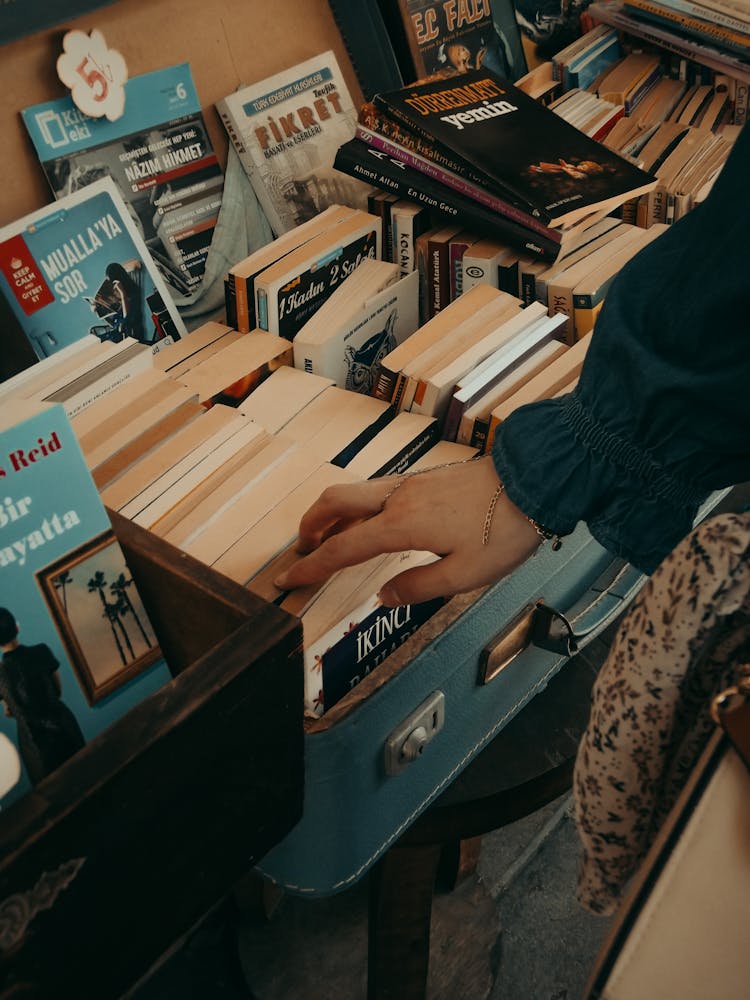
[584,674,750,1000]
[712,671,750,772]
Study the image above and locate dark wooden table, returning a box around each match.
[367,626,618,1000]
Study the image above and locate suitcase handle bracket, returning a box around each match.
[479,558,646,684]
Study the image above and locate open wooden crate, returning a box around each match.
[0,510,304,998]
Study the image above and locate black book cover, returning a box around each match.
[372,69,657,226]
[334,139,561,262]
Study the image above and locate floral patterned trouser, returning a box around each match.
[573,510,750,914]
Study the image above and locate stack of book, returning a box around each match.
[620,0,750,63]
[335,68,658,266]
[588,1,750,86]
[368,282,599,452]
[2,329,476,718]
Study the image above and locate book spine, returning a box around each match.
[449,237,473,300]
[369,420,441,477]
[415,230,433,323]
[335,143,560,262]
[572,278,613,311]
[235,274,252,334]
[371,363,400,402]
[624,64,664,115]
[462,253,500,294]
[548,282,576,345]
[362,107,501,194]
[313,596,445,715]
[392,205,431,278]
[224,276,237,330]
[573,300,604,338]
[592,106,626,142]
[368,192,397,263]
[331,405,396,468]
[470,417,491,454]
[441,394,467,444]
[497,258,521,296]
[624,0,750,54]
[356,126,563,248]
[256,286,269,331]
[399,372,420,413]
[62,350,154,419]
[427,234,451,316]
[653,0,750,33]
[734,78,749,124]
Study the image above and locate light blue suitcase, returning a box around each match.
[258,489,734,896]
[257,521,647,895]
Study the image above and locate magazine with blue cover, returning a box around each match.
[0,176,187,360]
[0,404,172,807]
[22,63,224,295]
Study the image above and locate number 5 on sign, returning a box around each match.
[57,29,128,122]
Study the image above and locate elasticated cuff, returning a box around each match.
[492,388,707,574]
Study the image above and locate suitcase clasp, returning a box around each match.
[479,602,579,685]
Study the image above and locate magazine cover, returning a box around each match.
[0,176,187,361]
[217,50,370,235]
[0,404,172,807]
[22,64,224,296]
[396,0,528,82]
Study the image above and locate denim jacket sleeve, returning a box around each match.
[492,122,750,574]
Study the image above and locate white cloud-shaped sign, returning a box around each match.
[56,28,128,122]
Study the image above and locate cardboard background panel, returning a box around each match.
[0,0,363,226]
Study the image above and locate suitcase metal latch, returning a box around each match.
[384,691,445,776]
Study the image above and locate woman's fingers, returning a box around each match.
[295,477,401,554]
[276,510,403,590]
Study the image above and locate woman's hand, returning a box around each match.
[274,456,542,606]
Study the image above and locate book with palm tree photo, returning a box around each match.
[0,402,172,807]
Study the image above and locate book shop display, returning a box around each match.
[0,0,748,997]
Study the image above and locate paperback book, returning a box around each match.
[216,50,370,236]
[254,209,382,340]
[0,404,172,808]
[301,547,445,716]
[308,593,445,715]
[393,0,528,82]
[334,139,562,260]
[370,69,658,227]
[22,64,224,297]
[0,177,187,362]
[293,261,420,393]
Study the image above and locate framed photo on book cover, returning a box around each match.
[38,529,161,705]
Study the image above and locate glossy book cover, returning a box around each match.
[0,405,172,807]
[22,64,224,296]
[0,176,186,361]
[373,68,657,226]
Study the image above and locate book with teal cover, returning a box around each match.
[22,64,224,296]
[0,404,172,807]
[0,176,186,361]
